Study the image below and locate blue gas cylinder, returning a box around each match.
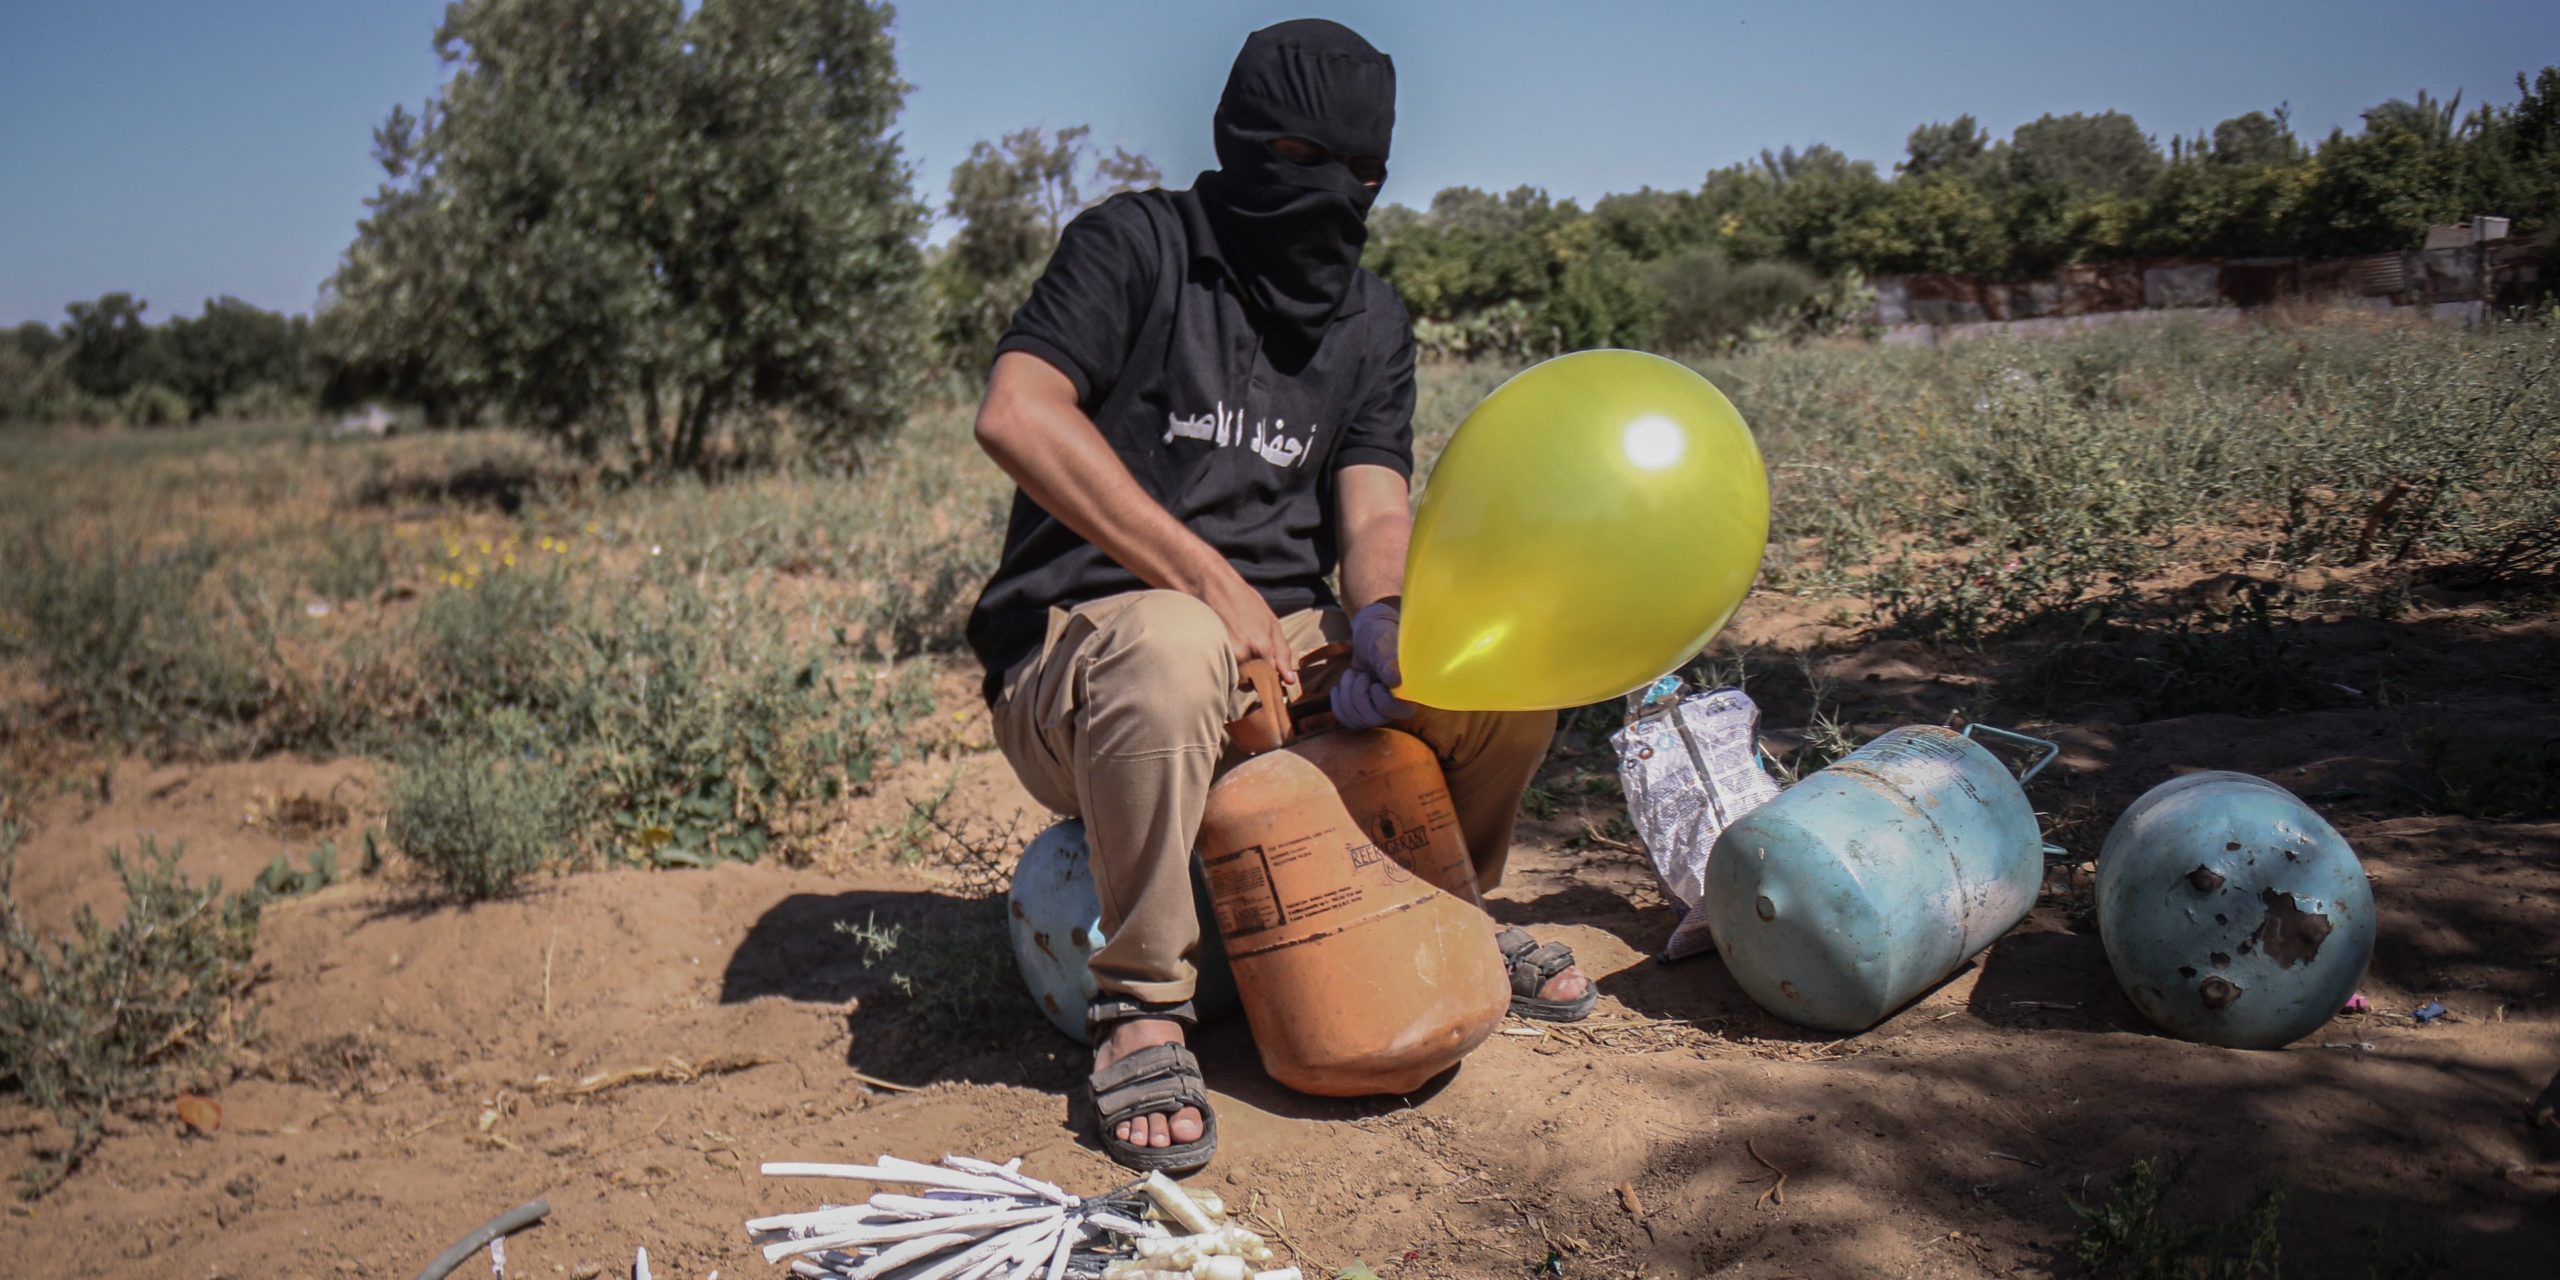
[2095,772,2374,1049]
[1703,725,2054,1032]
[1006,820,1240,1044]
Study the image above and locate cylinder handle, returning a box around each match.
[1963,722,2060,785]
[1225,643,1351,755]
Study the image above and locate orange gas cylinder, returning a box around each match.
[1199,660,1510,1097]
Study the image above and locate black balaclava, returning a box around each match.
[1198,19,1395,351]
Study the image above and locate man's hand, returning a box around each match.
[1334,601,1416,730]
[1201,571,1298,690]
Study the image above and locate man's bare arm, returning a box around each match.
[1335,462,1412,615]
[973,350,1297,683]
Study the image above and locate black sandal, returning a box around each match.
[1498,926,1598,1022]
[1086,996,1219,1173]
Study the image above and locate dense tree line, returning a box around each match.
[0,294,317,426]
[1362,69,2560,356]
[8,14,2551,446]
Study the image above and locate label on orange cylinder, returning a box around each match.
[1203,781,1469,959]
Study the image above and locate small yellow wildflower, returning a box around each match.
[503,553,516,567]
[479,540,493,555]
[448,545,461,558]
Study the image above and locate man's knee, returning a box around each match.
[1413,705,1557,770]
[1084,591,1235,721]
[1490,707,1559,762]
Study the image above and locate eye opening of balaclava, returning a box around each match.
[1199,19,1396,351]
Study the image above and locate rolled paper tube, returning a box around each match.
[903,1219,1063,1280]
[881,1155,1037,1199]
[847,1232,978,1279]
[748,1207,902,1232]
[764,1161,1029,1199]
[942,1156,1075,1205]
[1084,1211,1164,1238]
[764,1206,1061,1263]
[868,1194,1026,1218]
[1042,1221,1076,1280]
[1141,1172,1216,1236]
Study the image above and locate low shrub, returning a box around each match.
[834,904,1023,1039]
[413,558,577,719]
[116,383,191,427]
[0,834,263,1196]
[386,717,578,901]
[2070,1153,2287,1280]
[0,528,266,751]
[211,381,312,423]
[559,584,895,865]
[2417,728,2560,821]
[1649,248,1823,353]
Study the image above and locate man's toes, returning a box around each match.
[1545,966,1592,1001]
[1148,1112,1173,1148]
[1170,1106,1205,1145]
[1114,1118,1135,1145]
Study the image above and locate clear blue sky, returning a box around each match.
[4,0,2554,326]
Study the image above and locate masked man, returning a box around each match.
[966,19,1593,1173]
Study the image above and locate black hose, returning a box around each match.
[413,1198,551,1280]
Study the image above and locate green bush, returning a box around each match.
[1648,249,1822,352]
[1996,585,2342,719]
[1,834,263,1196]
[386,718,578,901]
[116,383,190,427]
[212,381,312,422]
[2418,728,2560,820]
[558,583,896,865]
[413,559,577,718]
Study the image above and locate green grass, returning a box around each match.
[2067,1152,2454,1280]
[2070,1153,2287,1280]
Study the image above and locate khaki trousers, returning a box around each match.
[992,590,1557,1004]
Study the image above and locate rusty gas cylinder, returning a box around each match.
[2095,772,2374,1049]
[1197,659,1509,1096]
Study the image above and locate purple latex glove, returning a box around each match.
[1334,601,1418,730]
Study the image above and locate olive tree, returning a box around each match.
[323,0,927,469]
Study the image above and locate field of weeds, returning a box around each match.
[1,313,2555,1277]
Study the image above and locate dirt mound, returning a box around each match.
[11,755,376,934]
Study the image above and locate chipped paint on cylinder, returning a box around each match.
[2095,772,2374,1049]
[1005,820,1239,1044]
[1702,726,2046,1033]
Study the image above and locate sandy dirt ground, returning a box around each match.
[4,597,2557,1279]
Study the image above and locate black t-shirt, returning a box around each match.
[964,185,1417,702]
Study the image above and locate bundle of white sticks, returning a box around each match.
[748,1155,1300,1280]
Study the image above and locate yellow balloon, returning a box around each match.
[1397,350,1768,711]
